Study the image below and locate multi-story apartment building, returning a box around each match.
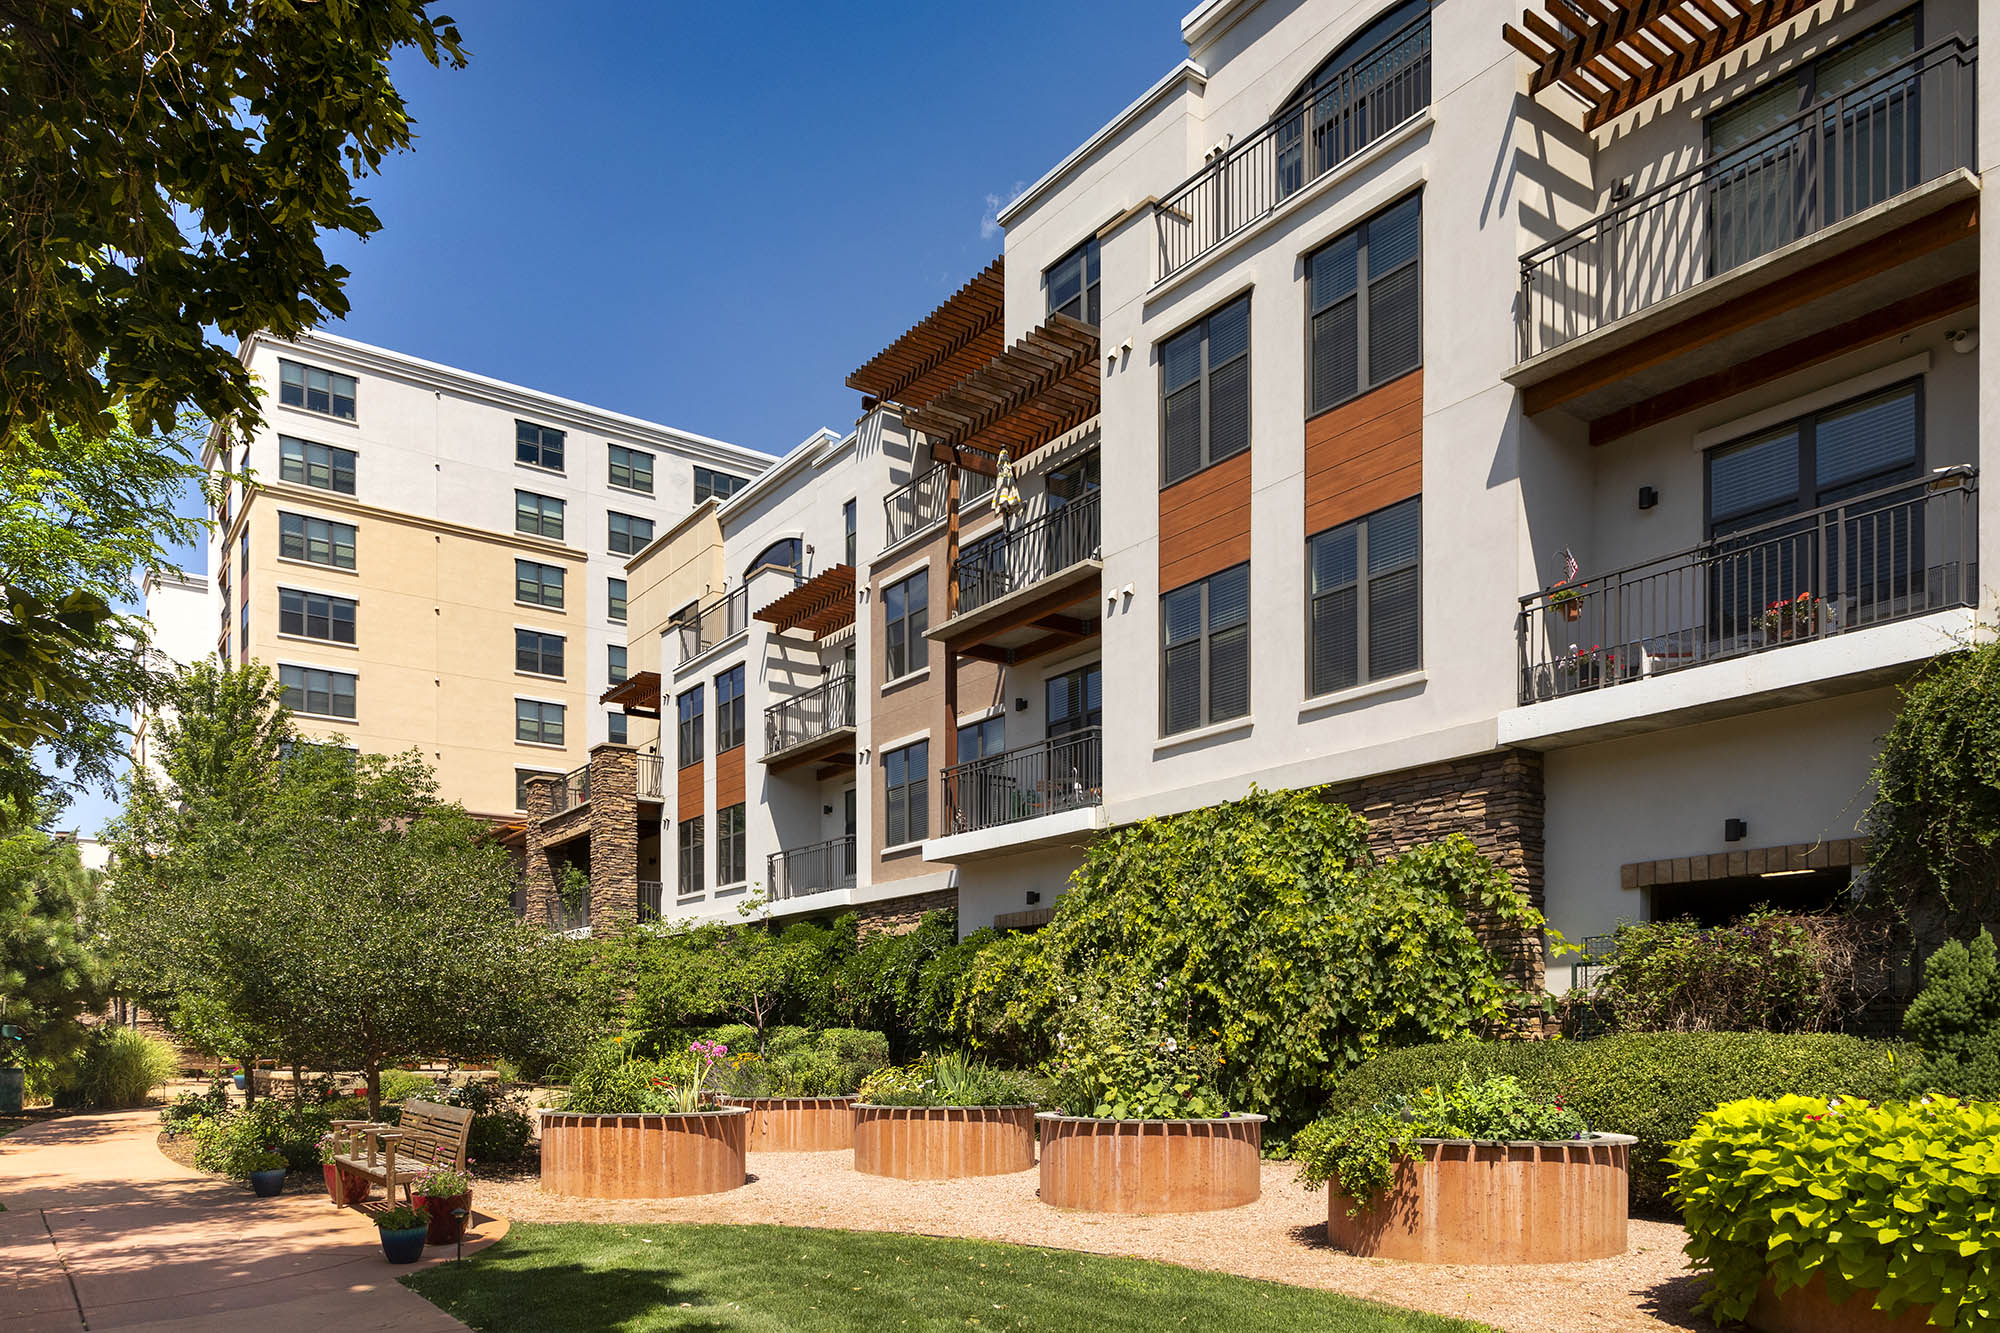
[187,331,771,821]
[131,570,214,782]
[532,0,1994,983]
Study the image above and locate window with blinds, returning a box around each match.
[1160,563,1251,735]
[608,444,654,494]
[515,560,564,608]
[883,569,928,680]
[608,510,654,556]
[280,664,356,719]
[678,816,705,895]
[515,490,564,541]
[607,711,627,745]
[515,699,565,746]
[279,437,356,494]
[884,739,929,847]
[278,588,356,644]
[1308,193,1422,415]
[515,628,565,678]
[1704,380,1921,536]
[278,511,355,569]
[1160,295,1251,487]
[677,686,705,766]
[715,664,745,750]
[1308,496,1422,696]
[717,803,747,886]
[1046,237,1101,327]
[608,644,627,684]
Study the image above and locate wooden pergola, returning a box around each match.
[846,258,1006,410]
[754,564,856,639]
[600,670,660,718]
[1503,0,1819,130]
[904,314,1100,477]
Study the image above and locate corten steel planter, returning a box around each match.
[1036,1112,1266,1214]
[719,1095,857,1152]
[851,1104,1036,1179]
[1749,1273,1937,1333]
[538,1109,748,1198]
[1328,1134,1637,1264]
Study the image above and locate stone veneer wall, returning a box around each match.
[856,888,959,938]
[522,773,562,924]
[585,745,639,933]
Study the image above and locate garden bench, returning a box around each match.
[329,1099,473,1204]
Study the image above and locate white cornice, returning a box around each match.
[994,60,1207,230]
[1179,0,1258,53]
[717,427,845,522]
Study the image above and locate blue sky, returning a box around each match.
[59,0,1192,837]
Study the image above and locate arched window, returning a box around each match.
[1275,0,1431,199]
[746,537,802,581]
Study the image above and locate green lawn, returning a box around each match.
[403,1222,1493,1333]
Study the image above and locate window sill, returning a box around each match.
[606,481,656,499]
[515,739,569,751]
[515,460,567,479]
[880,667,931,693]
[276,633,358,651]
[276,556,358,576]
[880,840,925,858]
[517,528,565,544]
[293,711,359,726]
[1299,670,1427,720]
[1153,714,1254,755]
[277,403,360,428]
[515,670,567,684]
[514,599,568,614]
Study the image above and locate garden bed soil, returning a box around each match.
[474,1149,1716,1333]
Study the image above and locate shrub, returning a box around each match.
[190,1097,335,1173]
[1588,911,1833,1032]
[1670,1096,2000,1325]
[160,1081,231,1135]
[713,1027,890,1098]
[560,1045,679,1114]
[436,1080,534,1164]
[378,1068,439,1105]
[1322,1032,1902,1209]
[859,1053,1041,1108]
[1046,977,1225,1120]
[1899,929,2000,1099]
[69,1028,178,1107]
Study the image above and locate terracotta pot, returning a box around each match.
[718,1095,857,1151]
[413,1189,471,1245]
[1037,1112,1265,1214]
[538,1109,748,1198]
[322,1163,370,1205]
[851,1104,1036,1179]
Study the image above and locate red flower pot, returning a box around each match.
[323,1164,370,1205]
[413,1190,471,1245]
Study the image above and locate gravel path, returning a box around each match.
[476,1151,1718,1333]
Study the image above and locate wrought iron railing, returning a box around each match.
[555,762,590,813]
[884,465,949,546]
[675,584,749,663]
[636,753,664,802]
[954,494,1101,619]
[1518,471,1977,705]
[547,891,589,934]
[764,672,855,757]
[1519,37,1976,361]
[1154,11,1430,279]
[638,880,664,922]
[767,836,856,900]
[942,728,1102,836]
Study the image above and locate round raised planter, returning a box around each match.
[851,1104,1036,1179]
[1328,1134,1636,1264]
[1749,1272,1937,1333]
[1037,1112,1266,1214]
[719,1095,857,1152]
[538,1108,748,1199]
[248,1167,287,1197]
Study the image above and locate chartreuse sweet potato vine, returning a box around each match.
[1668,1095,2000,1327]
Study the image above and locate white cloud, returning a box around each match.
[979,181,1027,240]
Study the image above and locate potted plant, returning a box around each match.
[316,1132,369,1206]
[1038,981,1264,1214]
[374,1203,430,1264]
[245,1147,288,1197]
[1761,591,1822,642]
[231,1066,247,1092]
[852,1053,1041,1179]
[1293,1072,1634,1263]
[410,1167,472,1246]
[539,1038,749,1199]
[1547,578,1587,621]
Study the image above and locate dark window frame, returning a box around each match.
[1045,662,1103,737]
[515,698,566,747]
[608,577,628,622]
[678,816,705,895]
[515,627,565,679]
[279,663,357,720]
[882,568,929,681]
[842,499,857,567]
[608,443,655,494]
[515,489,565,541]
[956,715,1006,762]
[279,436,356,494]
[515,559,565,608]
[1307,192,1424,417]
[1306,496,1423,697]
[695,466,748,504]
[277,511,356,570]
[746,538,802,581]
[608,644,628,684]
[1702,378,1925,538]
[883,738,930,848]
[677,686,705,767]
[1045,236,1102,327]
[715,664,746,751]
[1160,563,1252,736]
[607,711,628,745]
[1159,293,1252,488]
[516,419,566,471]
[607,510,654,556]
[717,803,747,886]
[278,360,357,420]
[277,587,357,645]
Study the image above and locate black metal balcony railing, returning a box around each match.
[1519,38,1976,362]
[638,880,664,922]
[767,836,856,900]
[943,727,1103,836]
[1155,12,1430,280]
[547,892,588,934]
[764,672,855,757]
[637,753,664,802]
[1518,472,1977,705]
[884,465,949,546]
[676,584,749,664]
[954,494,1101,619]
[555,762,590,813]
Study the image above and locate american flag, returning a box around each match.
[1558,546,1578,582]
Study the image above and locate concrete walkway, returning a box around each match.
[0,1110,505,1331]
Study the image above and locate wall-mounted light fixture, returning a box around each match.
[1638,485,1659,510]
[1724,818,1748,843]
[823,804,833,816]
[1026,891,1041,905]
[1014,698,1028,712]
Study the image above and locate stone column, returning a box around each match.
[523,774,561,926]
[587,744,640,934]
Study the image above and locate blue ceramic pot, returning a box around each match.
[232,1073,247,1091]
[249,1167,287,1197]
[379,1225,428,1264]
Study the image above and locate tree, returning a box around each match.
[0,817,107,1069]
[0,0,467,444]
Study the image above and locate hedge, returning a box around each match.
[1320,1032,1903,1209]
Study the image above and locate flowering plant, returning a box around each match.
[1547,578,1587,613]
[652,1039,728,1114]
[315,1132,338,1166]
[1761,591,1821,638]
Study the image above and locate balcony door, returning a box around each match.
[843,787,857,880]
[1043,664,1102,819]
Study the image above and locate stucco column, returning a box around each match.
[587,744,640,933]
[522,774,561,926]
[1980,29,1999,627]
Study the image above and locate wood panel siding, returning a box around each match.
[676,759,704,821]
[716,744,745,808]
[1159,449,1251,590]
[1305,369,1423,535]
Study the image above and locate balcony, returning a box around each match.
[554,763,590,813]
[932,495,1102,665]
[940,728,1103,847]
[637,753,663,803]
[883,465,949,547]
[1153,9,1430,281]
[767,836,856,901]
[675,584,749,664]
[1509,471,1977,745]
[1512,38,1978,440]
[639,879,664,922]
[762,672,856,773]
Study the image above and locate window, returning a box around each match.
[608,444,654,494]
[278,360,356,420]
[715,665,745,751]
[608,511,654,556]
[608,644,628,684]
[1161,563,1251,735]
[883,569,928,680]
[717,803,746,886]
[278,588,357,644]
[516,560,565,608]
[516,420,565,470]
[1045,663,1102,736]
[695,466,747,504]
[514,769,556,812]
[842,500,857,567]
[279,437,356,494]
[515,628,565,678]
[607,711,628,745]
[956,716,1005,761]
[515,491,564,541]
[516,699,565,746]
[608,577,628,622]
[1046,237,1101,327]
[677,686,705,766]
[1704,382,1921,536]
[278,512,356,570]
[240,526,250,578]
[1308,496,1421,696]
[1160,295,1250,486]
[280,664,357,719]
[747,538,801,580]
[678,816,705,894]
[1309,193,1422,414]
[883,740,929,847]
